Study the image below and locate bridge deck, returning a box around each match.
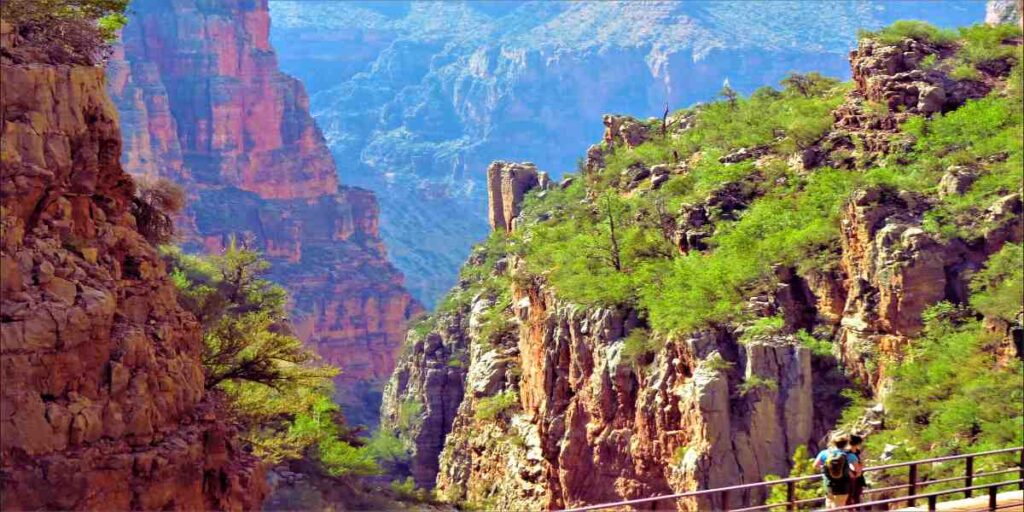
[895,490,1024,511]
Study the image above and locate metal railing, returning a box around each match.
[562,446,1024,511]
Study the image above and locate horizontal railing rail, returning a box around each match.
[561,446,1024,512]
[829,478,1023,511]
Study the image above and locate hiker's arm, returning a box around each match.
[851,460,863,477]
[813,456,823,470]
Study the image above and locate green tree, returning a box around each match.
[164,241,399,476]
[166,238,333,390]
[132,177,185,245]
[719,79,739,108]
[969,243,1024,323]
[766,445,825,510]
[781,72,839,98]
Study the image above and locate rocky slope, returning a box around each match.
[0,22,265,510]
[381,25,1023,510]
[269,0,985,307]
[107,0,419,425]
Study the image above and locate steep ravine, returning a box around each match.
[381,29,1023,510]
[0,22,265,510]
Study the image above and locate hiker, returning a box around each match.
[813,433,862,509]
[847,435,868,507]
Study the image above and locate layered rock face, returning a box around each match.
[269,1,984,308]
[108,0,419,425]
[831,186,1022,389]
[0,24,265,510]
[384,273,825,510]
[380,310,470,490]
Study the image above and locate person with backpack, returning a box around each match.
[846,434,868,507]
[813,433,862,508]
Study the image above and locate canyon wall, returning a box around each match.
[0,22,265,510]
[107,0,419,426]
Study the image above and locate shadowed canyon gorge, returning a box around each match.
[1,0,1023,511]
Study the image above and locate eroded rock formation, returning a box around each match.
[0,22,265,510]
[486,161,542,233]
[108,0,419,424]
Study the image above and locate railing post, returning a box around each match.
[965,455,974,498]
[1019,447,1024,490]
[720,489,729,512]
[928,494,938,511]
[786,481,796,512]
[908,463,918,507]
[989,484,998,510]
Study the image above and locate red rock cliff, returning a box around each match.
[0,22,265,510]
[107,0,420,424]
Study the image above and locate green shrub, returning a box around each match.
[620,328,664,366]
[908,94,1023,238]
[740,315,785,343]
[475,391,519,421]
[671,445,689,465]
[970,243,1024,323]
[858,20,957,46]
[640,168,861,334]
[364,430,410,467]
[390,477,418,499]
[398,400,423,431]
[317,436,380,477]
[766,446,825,508]
[1,0,129,64]
[477,297,514,346]
[920,54,939,70]
[956,23,1023,68]
[738,375,779,396]
[704,353,735,373]
[950,63,982,81]
[796,329,834,357]
[165,243,349,473]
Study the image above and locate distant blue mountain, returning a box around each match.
[269,0,986,307]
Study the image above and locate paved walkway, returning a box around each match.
[895,490,1024,511]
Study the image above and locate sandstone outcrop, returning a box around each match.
[486,161,542,233]
[603,114,650,149]
[380,310,471,490]
[827,186,1022,389]
[0,24,265,510]
[108,0,419,424]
